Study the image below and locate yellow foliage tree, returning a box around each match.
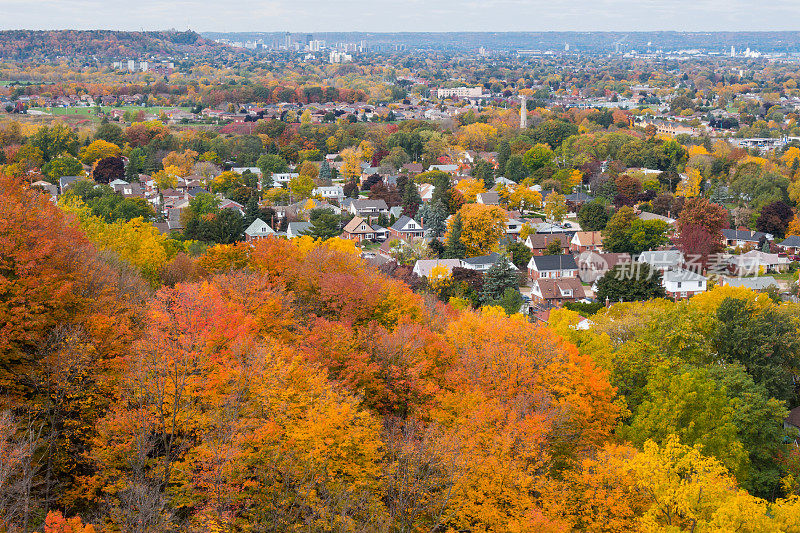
[454,177,486,203]
[676,167,702,197]
[341,148,362,182]
[161,149,199,177]
[428,263,453,295]
[60,198,168,284]
[78,139,120,165]
[508,186,543,212]
[543,192,567,222]
[456,203,508,256]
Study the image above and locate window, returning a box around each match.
[698,281,702,288]
[677,282,682,288]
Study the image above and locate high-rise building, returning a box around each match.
[519,95,528,129]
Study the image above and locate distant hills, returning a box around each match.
[0,30,229,60]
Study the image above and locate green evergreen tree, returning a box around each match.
[416,199,448,239]
[402,179,422,218]
[318,160,333,185]
[244,194,261,227]
[497,140,511,176]
[443,212,466,259]
[472,159,494,188]
[481,256,519,305]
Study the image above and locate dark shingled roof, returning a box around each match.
[530,254,578,271]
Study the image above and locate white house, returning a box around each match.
[662,268,707,299]
[271,172,299,185]
[313,185,345,201]
[637,250,684,272]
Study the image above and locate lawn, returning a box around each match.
[28,105,192,116]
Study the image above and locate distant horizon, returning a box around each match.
[2,0,800,33]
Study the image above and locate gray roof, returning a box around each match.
[722,229,766,242]
[390,215,424,232]
[58,175,80,192]
[638,250,684,267]
[722,276,779,290]
[245,218,275,236]
[529,254,578,271]
[463,252,504,266]
[779,235,800,247]
[477,191,500,204]
[351,198,389,209]
[287,221,312,236]
[565,192,595,203]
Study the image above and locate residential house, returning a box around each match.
[528,254,579,280]
[59,175,81,194]
[244,218,276,242]
[219,199,245,216]
[345,199,389,220]
[728,250,790,276]
[637,250,685,272]
[389,206,404,219]
[371,224,388,241]
[506,218,524,238]
[638,211,676,225]
[272,172,299,185]
[720,276,779,292]
[530,277,587,307]
[388,216,425,242]
[524,233,572,256]
[31,180,57,198]
[476,191,500,205]
[576,251,632,284]
[402,162,424,174]
[412,258,464,278]
[570,231,603,253]
[286,221,313,238]
[662,268,707,299]
[429,164,459,174]
[113,181,144,198]
[313,185,345,201]
[462,252,518,272]
[722,229,767,248]
[341,216,375,242]
[417,183,435,202]
[231,167,261,176]
[778,235,800,255]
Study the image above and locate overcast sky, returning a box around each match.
[2,0,800,32]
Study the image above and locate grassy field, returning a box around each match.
[28,105,192,116]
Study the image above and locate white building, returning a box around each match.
[313,185,345,201]
[271,172,299,185]
[329,50,353,63]
[662,269,707,299]
[436,87,485,99]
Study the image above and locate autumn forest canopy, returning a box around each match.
[1,169,800,532]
